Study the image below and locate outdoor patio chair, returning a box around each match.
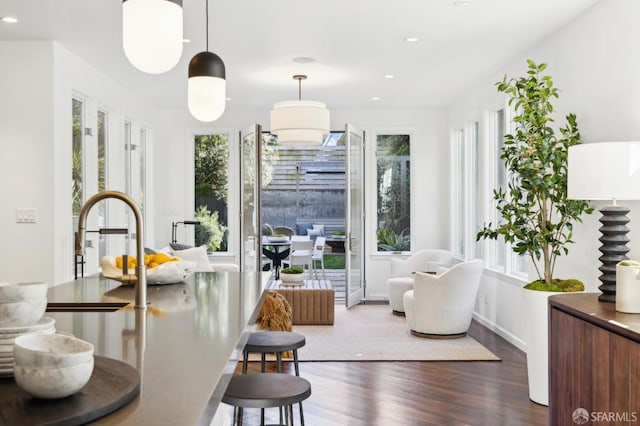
[273,226,295,237]
[312,236,327,281]
[289,239,314,279]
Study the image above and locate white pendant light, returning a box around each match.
[188,0,226,122]
[270,75,330,146]
[122,0,183,74]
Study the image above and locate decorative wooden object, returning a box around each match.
[0,356,140,425]
[597,205,630,302]
[549,293,640,425]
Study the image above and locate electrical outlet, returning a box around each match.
[16,208,37,224]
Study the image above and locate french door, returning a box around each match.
[239,124,262,272]
[345,124,365,308]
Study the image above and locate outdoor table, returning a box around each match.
[262,239,291,279]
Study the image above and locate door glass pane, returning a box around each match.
[240,125,261,272]
[376,134,410,252]
[72,98,84,273]
[97,110,108,259]
[194,133,229,252]
[346,125,364,308]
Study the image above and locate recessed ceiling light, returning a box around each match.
[404,37,419,43]
[384,74,394,79]
[453,1,472,6]
[225,97,231,101]
[182,38,191,43]
[1,16,18,24]
[371,97,380,101]
[293,57,315,64]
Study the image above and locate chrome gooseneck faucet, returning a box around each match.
[75,190,147,310]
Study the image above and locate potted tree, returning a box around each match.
[477,60,593,405]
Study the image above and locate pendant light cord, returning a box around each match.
[298,78,301,100]
[205,0,209,52]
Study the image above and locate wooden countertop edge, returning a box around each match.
[549,293,640,343]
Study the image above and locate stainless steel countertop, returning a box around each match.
[45,271,270,425]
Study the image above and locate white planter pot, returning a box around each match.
[281,273,304,283]
[616,263,640,313]
[522,288,556,406]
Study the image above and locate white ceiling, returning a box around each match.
[0,0,601,112]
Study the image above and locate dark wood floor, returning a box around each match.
[225,320,548,425]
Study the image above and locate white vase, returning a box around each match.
[522,288,556,406]
[616,263,640,313]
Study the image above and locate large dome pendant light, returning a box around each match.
[270,75,330,146]
[187,0,226,122]
[122,0,183,74]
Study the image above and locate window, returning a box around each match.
[451,122,480,260]
[97,109,108,259]
[481,108,527,277]
[376,134,410,252]
[72,98,84,221]
[194,133,229,252]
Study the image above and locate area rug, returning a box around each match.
[290,304,500,361]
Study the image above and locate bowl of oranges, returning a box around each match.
[100,252,195,285]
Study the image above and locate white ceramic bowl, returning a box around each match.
[14,333,94,368]
[14,357,94,399]
[0,298,47,327]
[0,282,48,303]
[0,316,55,335]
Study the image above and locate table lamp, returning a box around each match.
[568,141,640,302]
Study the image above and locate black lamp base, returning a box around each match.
[597,205,630,303]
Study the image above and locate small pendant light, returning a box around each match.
[188,0,226,122]
[122,0,184,74]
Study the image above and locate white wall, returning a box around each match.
[152,107,449,297]
[0,41,161,286]
[448,0,640,350]
[0,42,55,284]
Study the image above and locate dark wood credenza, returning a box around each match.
[549,293,640,425]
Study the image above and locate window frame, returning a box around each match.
[479,106,528,280]
[187,128,237,257]
[370,128,414,255]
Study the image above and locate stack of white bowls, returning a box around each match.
[0,282,54,377]
[13,333,94,399]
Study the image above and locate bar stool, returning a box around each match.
[223,373,311,426]
[242,331,306,425]
[242,331,305,375]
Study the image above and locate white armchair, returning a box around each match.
[386,249,452,315]
[403,259,483,338]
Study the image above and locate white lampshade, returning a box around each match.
[270,100,330,146]
[188,76,226,122]
[122,0,183,74]
[568,141,640,201]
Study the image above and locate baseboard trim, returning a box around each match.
[472,312,526,352]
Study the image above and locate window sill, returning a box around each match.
[482,267,528,287]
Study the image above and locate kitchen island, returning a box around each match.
[42,271,270,425]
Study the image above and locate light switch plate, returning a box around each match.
[16,208,37,223]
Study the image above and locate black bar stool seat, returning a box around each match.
[223,373,311,425]
[243,331,306,375]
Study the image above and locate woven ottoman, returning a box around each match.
[269,280,334,325]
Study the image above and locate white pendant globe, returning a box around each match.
[122,0,183,74]
[188,76,226,122]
